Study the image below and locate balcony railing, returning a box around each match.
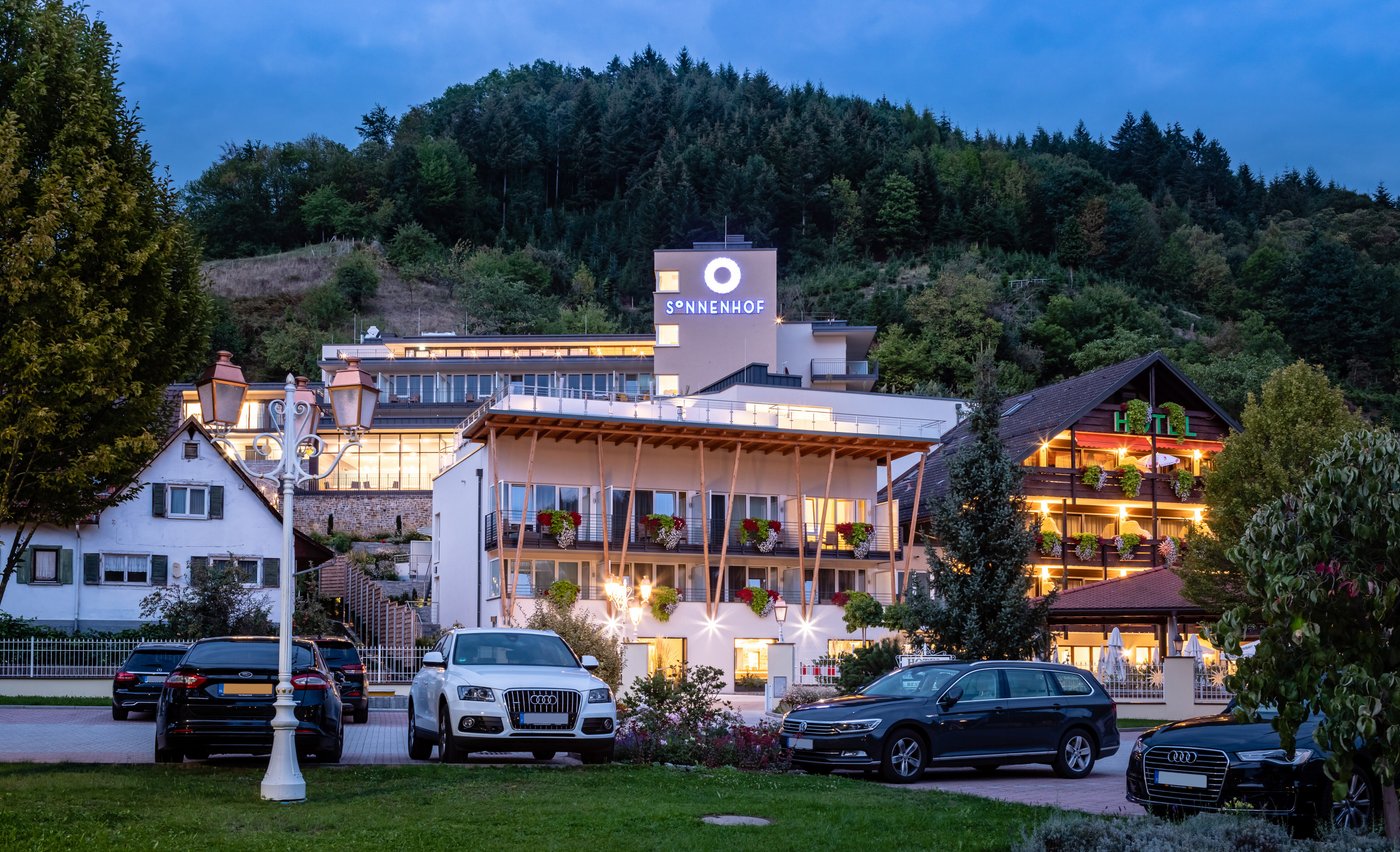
[1024,466,1203,503]
[502,583,901,607]
[485,511,900,562]
[811,359,877,378]
[1036,536,1176,570]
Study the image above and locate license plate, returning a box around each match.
[786,736,814,750]
[222,683,273,696]
[521,713,568,725]
[143,675,166,683]
[1155,769,1207,788]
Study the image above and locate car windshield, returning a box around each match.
[182,641,316,669]
[452,633,578,668]
[862,666,959,698]
[317,645,359,666]
[124,651,185,672]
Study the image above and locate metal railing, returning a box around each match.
[0,638,426,682]
[1075,661,1165,700]
[798,657,844,686]
[811,359,876,377]
[1195,662,1234,702]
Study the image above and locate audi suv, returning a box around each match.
[406,628,617,764]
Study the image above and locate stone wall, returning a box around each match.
[293,492,433,538]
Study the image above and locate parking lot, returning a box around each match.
[0,704,1143,815]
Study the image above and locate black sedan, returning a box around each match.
[154,636,343,763]
[782,660,1120,782]
[112,642,188,720]
[1126,705,1377,833]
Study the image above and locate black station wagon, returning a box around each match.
[782,660,1120,782]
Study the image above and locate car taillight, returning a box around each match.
[291,673,330,691]
[114,671,138,685]
[340,663,364,675]
[164,672,207,689]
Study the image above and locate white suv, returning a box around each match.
[407,628,617,763]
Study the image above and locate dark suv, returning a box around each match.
[154,636,343,763]
[782,660,1120,782]
[112,642,189,720]
[312,637,369,724]
[1126,704,1377,834]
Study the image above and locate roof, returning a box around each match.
[1042,568,1209,618]
[882,351,1242,525]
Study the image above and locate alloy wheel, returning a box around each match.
[1332,770,1373,830]
[890,736,923,778]
[1064,735,1093,773]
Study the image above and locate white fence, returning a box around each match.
[797,658,842,686]
[0,639,426,683]
[1195,662,1235,702]
[1090,662,1166,701]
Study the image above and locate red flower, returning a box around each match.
[674,517,687,530]
[742,518,759,533]
[768,520,782,533]
[570,511,583,528]
[767,590,780,601]
[832,591,850,606]
[537,511,553,527]
[736,587,754,603]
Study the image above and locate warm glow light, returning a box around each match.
[639,581,652,603]
[1192,449,1202,460]
[1119,568,1129,578]
[1119,506,1129,520]
[1039,501,1050,516]
[628,605,643,627]
[1193,508,1204,524]
[794,617,817,638]
[1039,565,1050,582]
[1117,447,1127,459]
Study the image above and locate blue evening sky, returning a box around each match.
[90,1,1397,194]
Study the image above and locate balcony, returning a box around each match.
[484,511,901,563]
[1022,466,1204,504]
[1034,536,1178,573]
[810,359,878,389]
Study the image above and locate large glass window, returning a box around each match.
[734,638,775,685]
[656,324,679,347]
[319,432,454,491]
[638,637,686,678]
[655,270,679,292]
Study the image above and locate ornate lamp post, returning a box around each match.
[773,598,788,643]
[195,351,377,802]
[604,576,652,640]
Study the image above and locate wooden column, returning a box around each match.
[596,434,610,581]
[489,426,505,611]
[698,440,711,614]
[900,453,927,593]
[805,448,837,620]
[1149,364,1159,565]
[507,430,538,625]
[793,447,804,615]
[1069,427,1077,504]
[617,436,643,591]
[885,452,897,603]
[1060,498,1070,589]
[714,443,743,619]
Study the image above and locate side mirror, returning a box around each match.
[333,670,346,682]
[580,655,600,671]
[938,685,963,710]
[422,651,446,668]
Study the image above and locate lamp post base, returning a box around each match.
[260,695,306,802]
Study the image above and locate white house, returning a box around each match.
[2,419,332,632]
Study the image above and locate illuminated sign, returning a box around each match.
[1113,411,1197,437]
[664,299,767,316]
[704,257,741,294]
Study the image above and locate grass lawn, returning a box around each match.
[1118,718,1172,729]
[0,695,108,706]
[0,763,1056,851]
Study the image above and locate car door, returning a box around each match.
[1001,667,1063,754]
[931,669,1006,759]
[412,636,449,730]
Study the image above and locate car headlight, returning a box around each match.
[457,685,494,702]
[832,719,880,734]
[587,687,612,704]
[1132,737,1148,756]
[1235,748,1313,765]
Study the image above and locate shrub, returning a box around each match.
[138,568,273,638]
[544,579,579,610]
[1016,811,1388,851]
[837,638,901,694]
[775,684,837,715]
[524,602,621,692]
[386,221,443,270]
[332,251,379,311]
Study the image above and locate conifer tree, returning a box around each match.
[925,353,1051,659]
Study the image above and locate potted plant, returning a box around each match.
[1118,463,1143,499]
[649,585,681,622]
[739,518,783,553]
[1172,467,1195,500]
[1161,401,1187,444]
[835,521,874,558]
[642,513,685,550]
[1074,532,1099,561]
[544,578,579,610]
[1114,532,1141,560]
[537,509,583,549]
[735,587,779,617]
[1158,536,1182,567]
[839,590,883,641]
[1122,399,1152,434]
[1081,464,1108,491]
[1036,529,1062,557]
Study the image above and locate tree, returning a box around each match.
[1211,430,1400,841]
[925,353,1051,659]
[300,184,355,242]
[139,567,274,638]
[332,251,380,311]
[1178,362,1363,613]
[875,172,920,253]
[0,0,211,607]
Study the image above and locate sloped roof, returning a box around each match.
[1043,567,1207,617]
[882,351,1240,526]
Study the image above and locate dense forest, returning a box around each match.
[185,47,1400,422]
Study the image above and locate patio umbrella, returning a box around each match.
[1095,645,1110,681]
[1105,628,1128,681]
[1182,633,1204,664]
[1134,452,1180,471]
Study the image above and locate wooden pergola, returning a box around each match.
[464,410,934,624]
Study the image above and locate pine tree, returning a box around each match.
[925,353,1051,659]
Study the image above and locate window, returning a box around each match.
[655,374,680,397]
[655,270,679,292]
[655,324,679,347]
[734,639,775,685]
[1005,669,1051,699]
[212,557,259,586]
[32,549,58,583]
[182,442,199,460]
[827,639,870,657]
[1052,671,1093,696]
[168,485,208,519]
[103,554,150,584]
[955,669,1003,701]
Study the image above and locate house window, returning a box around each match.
[655,270,679,293]
[182,442,199,460]
[168,485,208,519]
[655,374,680,397]
[655,325,679,347]
[32,548,59,583]
[734,638,775,687]
[212,557,259,586]
[103,554,150,584]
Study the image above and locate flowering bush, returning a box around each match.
[1081,464,1108,491]
[775,683,837,715]
[1161,401,1187,444]
[1118,463,1143,499]
[734,586,779,617]
[835,522,874,558]
[1036,529,1062,557]
[537,509,583,548]
[1114,533,1141,560]
[1075,533,1100,561]
[643,513,685,550]
[1122,399,1152,434]
[543,578,579,610]
[649,584,680,622]
[831,590,850,606]
[738,518,782,553]
[1173,467,1195,500]
[1158,535,1181,567]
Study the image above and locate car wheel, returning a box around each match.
[354,704,369,725]
[154,738,183,764]
[879,728,927,783]
[532,751,556,761]
[318,724,344,764]
[580,744,613,765]
[1332,767,1376,832]
[438,703,466,763]
[111,704,129,721]
[406,701,434,760]
[1052,729,1096,779]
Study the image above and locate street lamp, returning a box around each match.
[195,351,377,803]
[774,599,788,642]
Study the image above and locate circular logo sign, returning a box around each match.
[704,257,742,294]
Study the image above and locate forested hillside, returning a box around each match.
[185,47,1399,421]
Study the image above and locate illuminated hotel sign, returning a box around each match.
[662,256,767,316]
